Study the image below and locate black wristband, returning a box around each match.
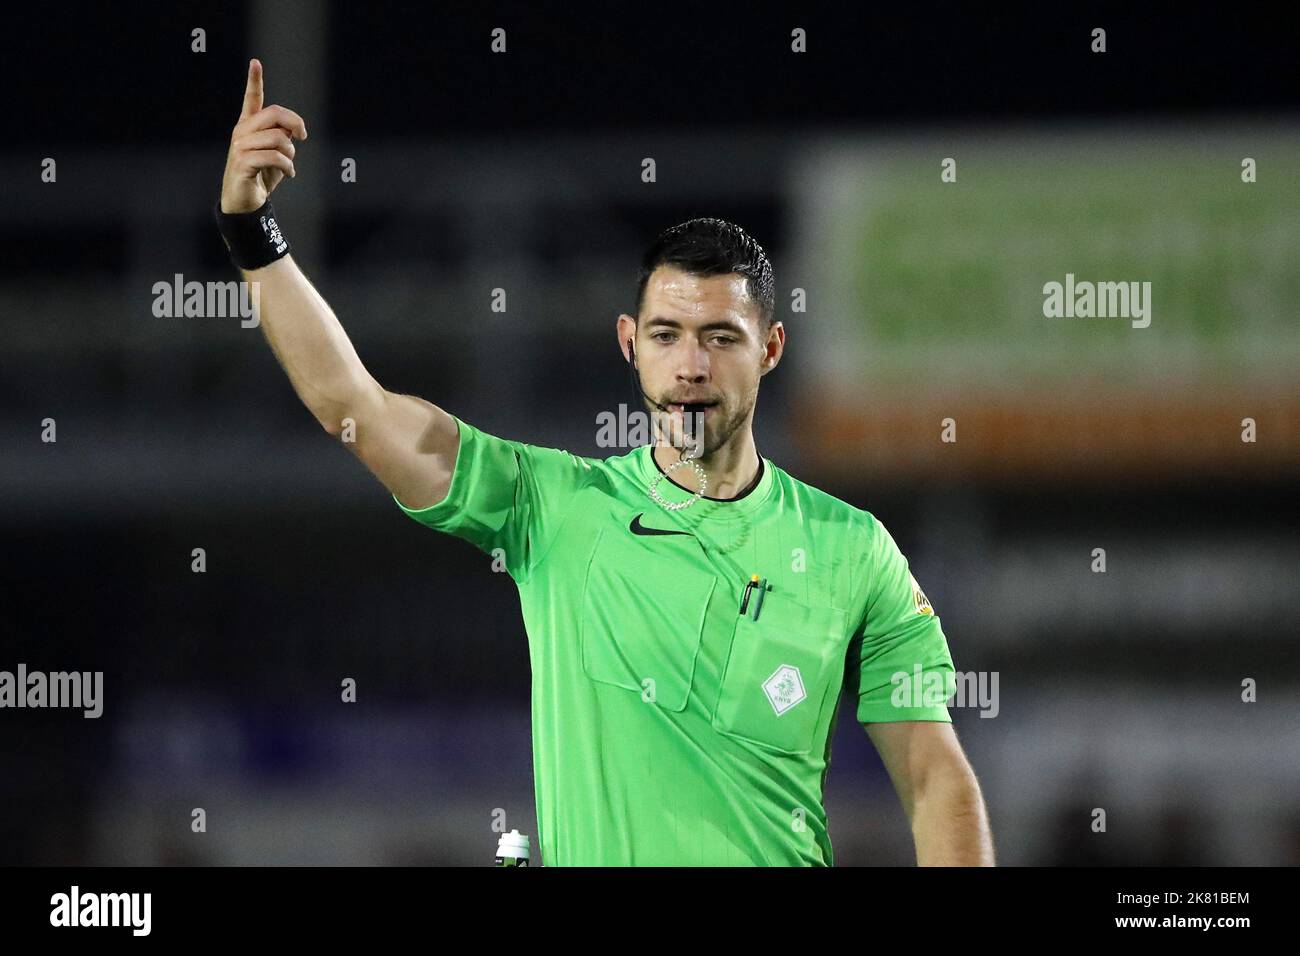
[214,198,291,270]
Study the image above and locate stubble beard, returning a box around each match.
[647,389,754,463]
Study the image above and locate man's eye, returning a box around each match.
[712,336,737,346]
[651,332,675,343]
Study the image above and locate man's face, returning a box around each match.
[617,265,782,458]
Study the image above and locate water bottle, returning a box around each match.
[495,829,530,867]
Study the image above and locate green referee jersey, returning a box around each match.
[395,415,956,866]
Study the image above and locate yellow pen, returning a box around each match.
[738,573,760,615]
[751,578,768,621]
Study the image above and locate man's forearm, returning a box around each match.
[910,764,995,866]
[242,254,380,433]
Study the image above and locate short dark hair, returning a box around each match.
[635,217,776,328]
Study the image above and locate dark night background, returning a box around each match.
[1,1,1297,865]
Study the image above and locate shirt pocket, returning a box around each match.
[579,526,718,712]
[711,592,849,755]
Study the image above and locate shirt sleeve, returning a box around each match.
[846,513,956,724]
[392,415,592,581]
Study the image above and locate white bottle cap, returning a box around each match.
[496,829,530,860]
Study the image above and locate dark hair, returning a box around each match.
[635,218,776,328]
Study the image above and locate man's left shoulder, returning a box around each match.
[769,460,876,533]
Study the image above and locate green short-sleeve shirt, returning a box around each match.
[396,416,956,865]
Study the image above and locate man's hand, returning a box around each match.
[220,59,309,214]
[219,59,459,510]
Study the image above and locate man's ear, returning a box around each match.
[759,320,785,375]
[616,313,637,362]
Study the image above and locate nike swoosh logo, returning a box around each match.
[629,513,691,537]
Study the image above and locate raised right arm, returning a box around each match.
[219,59,457,510]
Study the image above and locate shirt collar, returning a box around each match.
[635,442,777,518]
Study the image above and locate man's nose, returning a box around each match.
[674,340,709,381]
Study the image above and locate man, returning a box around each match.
[216,59,994,866]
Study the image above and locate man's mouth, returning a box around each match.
[666,401,717,415]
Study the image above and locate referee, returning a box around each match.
[216,60,994,866]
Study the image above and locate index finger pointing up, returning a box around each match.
[241,58,264,119]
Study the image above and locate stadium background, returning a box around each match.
[2,2,1297,865]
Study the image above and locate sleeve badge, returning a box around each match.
[910,572,934,615]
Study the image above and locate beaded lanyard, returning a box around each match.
[647,445,707,511]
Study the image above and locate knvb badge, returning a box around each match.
[763,664,806,716]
